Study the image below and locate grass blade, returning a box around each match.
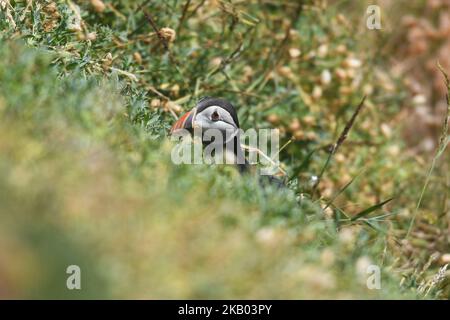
[312,96,366,197]
[350,197,394,222]
[323,168,366,210]
[406,62,450,238]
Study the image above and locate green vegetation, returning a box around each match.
[0,0,448,299]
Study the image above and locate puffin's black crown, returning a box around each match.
[196,97,240,129]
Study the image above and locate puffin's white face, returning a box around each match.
[194,106,238,143]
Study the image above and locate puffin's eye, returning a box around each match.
[211,111,220,121]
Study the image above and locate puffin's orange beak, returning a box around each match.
[170,108,197,134]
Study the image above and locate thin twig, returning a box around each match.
[135,0,152,13]
[247,1,303,93]
[143,10,169,51]
[110,67,138,82]
[241,144,287,176]
[206,40,244,79]
[142,9,192,97]
[186,0,207,20]
[177,0,192,36]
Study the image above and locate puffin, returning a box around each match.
[170,97,249,173]
[170,97,285,187]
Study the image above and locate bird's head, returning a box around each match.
[170,97,240,144]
